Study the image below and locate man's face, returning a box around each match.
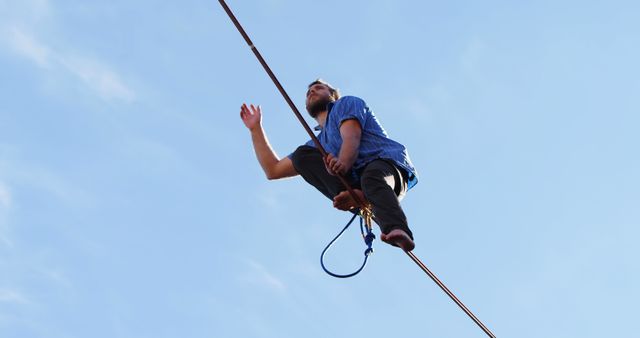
[305,83,333,118]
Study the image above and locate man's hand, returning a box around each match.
[324,153,350,176]
[240,103,262,131]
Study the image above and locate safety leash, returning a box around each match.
[320,210,375,278]
[218,1,496,336]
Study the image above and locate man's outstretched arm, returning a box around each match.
[240,103,297,180]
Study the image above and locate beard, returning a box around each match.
[306,96,333,118]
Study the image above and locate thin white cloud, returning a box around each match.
[0,0,51,24]
[39,267,73,290]
[0,151,95,210]
[24,166,94,208]
[0,181,11,247]
[0,232,11,248]
[2,24,135,103]
[244,259,286,292]
[255,181,307,213]
[0,289,30,305]
[461,36,488,73]
[30,0,51,16]
[256,190,280,209]
[0,181,11,209]
[58,54,136,102]
[5,26,50,68]
[402,83,455,125]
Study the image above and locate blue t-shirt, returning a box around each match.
[298,96,418,189]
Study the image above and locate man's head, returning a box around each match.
[305,79,340,118]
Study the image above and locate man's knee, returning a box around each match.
[361,162,397,196]
[361,168,389,192]
[290,145,320,170]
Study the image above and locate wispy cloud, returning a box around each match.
[461,36,488,72]
[256,189,280,209]
[401,83,456,126]
[0,148,95,210]
[242,259,287,292]
[39,267,73,290]
[1,11,136,103]
[0,181,12,247]
[0,181,11,210]
[5,26,50,68]
[58,53,136,102]
[0,0,51,24]
[0,289,30,305]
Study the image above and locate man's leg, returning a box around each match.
[289,145,358,200]
[360,159,414,251]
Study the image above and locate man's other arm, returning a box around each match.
[240,103,298,180]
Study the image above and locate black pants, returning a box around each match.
[290,145,413,239]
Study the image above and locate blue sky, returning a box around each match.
[1,0,639,337]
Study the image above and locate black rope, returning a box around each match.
[320,213,375,278]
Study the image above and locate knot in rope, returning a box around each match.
[361,206,375,256]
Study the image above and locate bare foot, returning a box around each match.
[333,189,366,211]
[380,229,415,252]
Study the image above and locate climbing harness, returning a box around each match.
[320,209,375,278]
[218,1,496,337]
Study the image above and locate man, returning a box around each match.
[239,79,418,251]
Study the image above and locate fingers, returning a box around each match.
[240,103,260,115]
[326,156,345,175]
[250,103,261,115]
[324,157,347,175]
[240,103,262,125]
[329,158,339,172]
[324,154,336,175]
[240,103,248,119]
[324,153,333,166]
[331,160,343,174]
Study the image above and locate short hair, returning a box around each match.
[308,79,340,101]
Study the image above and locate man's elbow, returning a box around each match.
[265,173,279,180]
[265,170,283,180]
[264,158,295,180]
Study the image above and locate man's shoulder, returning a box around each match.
[332,96,368,114]
[335,95,366,105]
